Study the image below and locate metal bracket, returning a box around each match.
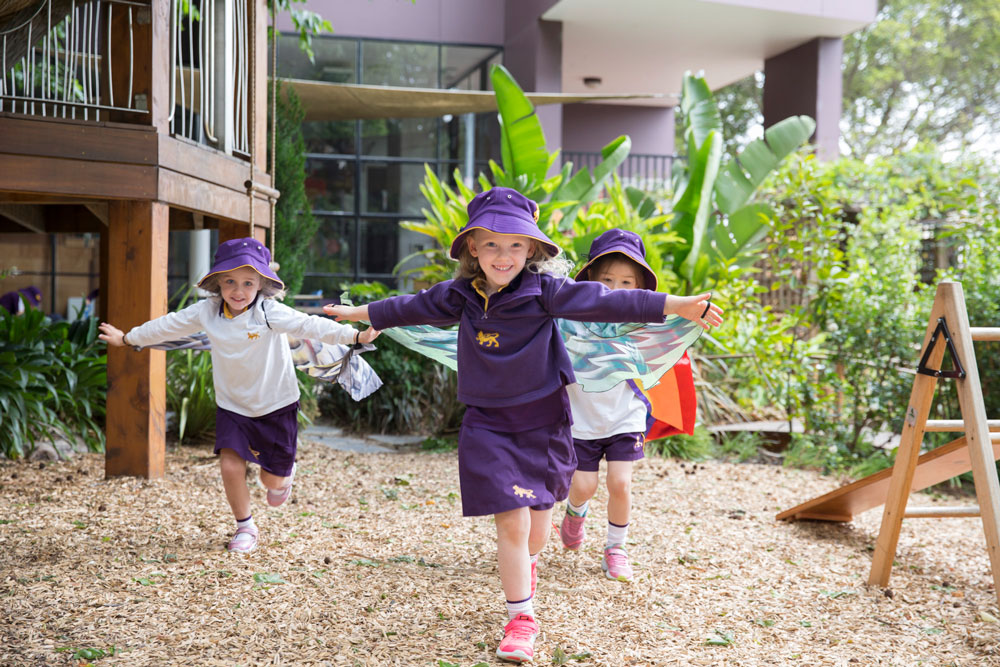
[916,317,967,379]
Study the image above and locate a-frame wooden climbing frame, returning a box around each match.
[778,281,1000,604]
[867,281,1000,601]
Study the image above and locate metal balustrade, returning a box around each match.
[562,151,679,191]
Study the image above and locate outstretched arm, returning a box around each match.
[98,322,127,347]
[324,304,370,323]
[664,292,724,330]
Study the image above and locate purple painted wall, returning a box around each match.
[563,104,675,156]
[288,0,505,44]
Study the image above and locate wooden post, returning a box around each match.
[105,201,169,479]
[867,285,949,586]
[945,285,1000,595]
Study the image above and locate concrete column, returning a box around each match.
[763,37,843,161]
[189,228,211,290]
[503,1,562,170]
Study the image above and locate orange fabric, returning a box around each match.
[645,351,697,439]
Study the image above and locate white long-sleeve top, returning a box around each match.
[567,381,648,440]
[124,296,360,417]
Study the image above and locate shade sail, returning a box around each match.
[287,79,666,121]
[172,69,665,121]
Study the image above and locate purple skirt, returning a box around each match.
[457,419,576,517]
[214,401,299,477]
[573,431,645,472]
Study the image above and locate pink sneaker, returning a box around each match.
[559,511,586,550]
[266,463,296,507]
[602,546,633,582]
[227,524,258,554]
[496,614,539,663]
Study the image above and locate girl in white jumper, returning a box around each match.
[99,238,379,554]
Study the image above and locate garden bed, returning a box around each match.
[2,438,999,665]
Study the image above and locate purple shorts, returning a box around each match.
[573,432,645,472]
[457,419,576,517]
[214,401,299,477]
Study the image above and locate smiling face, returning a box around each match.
[218,266,263,315]
[467,229,536,293]
[594,257,643,291]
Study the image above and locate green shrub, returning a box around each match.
[0,309,106,458]
[646,426,714,461]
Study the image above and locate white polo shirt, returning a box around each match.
[567,381,648,440]
[124,296,359,417]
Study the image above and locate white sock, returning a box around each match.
[506,596,534,620]
[236,515,255,529]
[567,499,589,517]
[606,521,628,548]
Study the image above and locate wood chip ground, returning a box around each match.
[3,438,1000,666]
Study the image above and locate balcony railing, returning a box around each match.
[0,0,148,121]
[562,151,679,192]
[0,0,252,157]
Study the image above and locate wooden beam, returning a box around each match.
[0,155,157,199]
[84,203,109,226]
[0,203,46,233]
[0,115,157,164]
[158,167,270,225]
[105,200,168,479]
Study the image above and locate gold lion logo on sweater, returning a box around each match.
[247,332,260,340]
[513,485,536,499]
[476,331,499,348]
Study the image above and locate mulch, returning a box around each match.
[3,436,1000,666]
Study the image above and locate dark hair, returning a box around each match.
[583,254,646,290]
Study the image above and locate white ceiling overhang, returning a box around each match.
[544,0,877,106]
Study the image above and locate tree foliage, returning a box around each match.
[269,81,316,301]
[713,0,1000,158]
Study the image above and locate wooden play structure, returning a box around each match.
[0,0,274,478]
[778,281,1000,602]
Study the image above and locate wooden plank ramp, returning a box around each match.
[776,434,1000,522]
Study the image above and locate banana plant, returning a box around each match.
[670,72,816,293]
[397,64,633,284]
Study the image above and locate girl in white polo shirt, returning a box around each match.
[99,238,379,554]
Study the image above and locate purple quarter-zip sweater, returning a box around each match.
[367,270,668,408]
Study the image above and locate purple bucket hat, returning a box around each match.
[197,237,284,289]
[575,229,657,291]
[448,187,560,259]
[0,286,42,313]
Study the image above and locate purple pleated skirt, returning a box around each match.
[457,418,576,517]
[214,401,299,476]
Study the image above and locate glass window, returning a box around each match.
[278,35,357,83]
[361,162,428,216]
[306,216,354,278]
[302,121,356,155]
[441,45,498,90]
[359,219,402,276]
[305,157,355,213]
[439,111,499,165]
[361,117,437,158]
[362,41,437,88]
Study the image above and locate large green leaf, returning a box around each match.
[715,115,816,215]
[678,130,722,280]
[679,73,722,150]
[552,135,632,228]
[491,64,550,186]
[712,202,772,261]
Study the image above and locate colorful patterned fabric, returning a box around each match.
[381,315,701,439]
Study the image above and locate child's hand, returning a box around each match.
[357,326,380,344]
[668,293,724,330]
[98,322,126,347]
[324,304,362,321]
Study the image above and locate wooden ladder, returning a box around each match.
[868,281,1000,603]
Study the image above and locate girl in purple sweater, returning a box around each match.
[326,187,722,663]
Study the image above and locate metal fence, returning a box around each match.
[562,151,678,191]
